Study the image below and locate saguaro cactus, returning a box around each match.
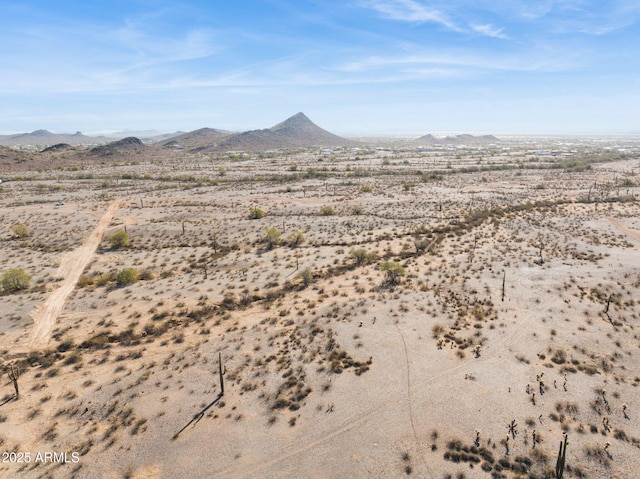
[218,353,226,395]
[555,434,568,479]
[8,364,20,399]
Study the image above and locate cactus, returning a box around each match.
[8,364,20,399]
[555,434,568,479]
[218,352,226,395]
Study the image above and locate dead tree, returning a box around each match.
[604,294,613,323]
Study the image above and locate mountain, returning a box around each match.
[416,133,499,145]
[0,130,101,146]
[89,137,145,157]
[160,128,232,151]
[210,112,356,152]
[41,143,74,153]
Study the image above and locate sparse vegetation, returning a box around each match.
[1,268,31,293]
[249,206,266,219]
[108,230,130,249]
[115,268,139,287]
[380,261,405,284]
[11,223,29,238]
[0,133,639,479]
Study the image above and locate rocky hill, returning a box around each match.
[89,137,145,157]
[0,145,31,169]
[160,128,232,151]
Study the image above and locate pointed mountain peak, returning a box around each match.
[30,129,52,136]
[270,112,314,131]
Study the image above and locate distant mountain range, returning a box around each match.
[162,112,356,152]
[0,113,356,152]
[0,130,103,146]
[1,115,502,157]
[415,133,499,145]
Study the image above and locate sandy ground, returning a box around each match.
[0,144,639,479]
[27,202,120,349]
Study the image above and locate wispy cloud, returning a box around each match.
[472,24,508,39]
[362,0,460,31]
[336,48,578,76]
[362,1,511,38]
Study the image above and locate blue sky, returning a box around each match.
[1,0,639,134]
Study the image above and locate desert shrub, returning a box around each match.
[1,268,31,294]
[380,261,405,284]
[138,269,155,280]
[76,274,95,289]
[551,348,567,364]
[116,268,139,287]
[360,184,372,193]
[349,248,376,266]
[248,207,265,219]
[108,230,129,249]
[351,205,364,215]
[12,224,30,238]
[287,229,305,247]
[319,206,335,216]
[263,227,281,249]
[297,268,313,288]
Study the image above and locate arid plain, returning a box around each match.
[1,127,640,478]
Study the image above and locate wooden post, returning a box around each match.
[501,271,506,302]
[182,222,185,235]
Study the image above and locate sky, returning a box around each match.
[1,0,639,135]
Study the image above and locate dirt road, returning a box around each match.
[606,217,640,241]
[28,202,120,349]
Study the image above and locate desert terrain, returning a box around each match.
[1,129,640,479]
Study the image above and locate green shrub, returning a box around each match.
[108,230,130,249]
[249,207,265,219]
[297,268,313,288]
[288,229,305,247]
[349,248,376,266]
[263,227,281,249]
[380,261,405,284]
[116,268,139,287]
[1,268,31,293]
[319,206,335,216]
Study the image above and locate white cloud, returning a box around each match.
[472,24,508,39]
[363,0,461,31]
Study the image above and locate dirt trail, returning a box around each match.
[606,217,640,240]
[28,202,120,349]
